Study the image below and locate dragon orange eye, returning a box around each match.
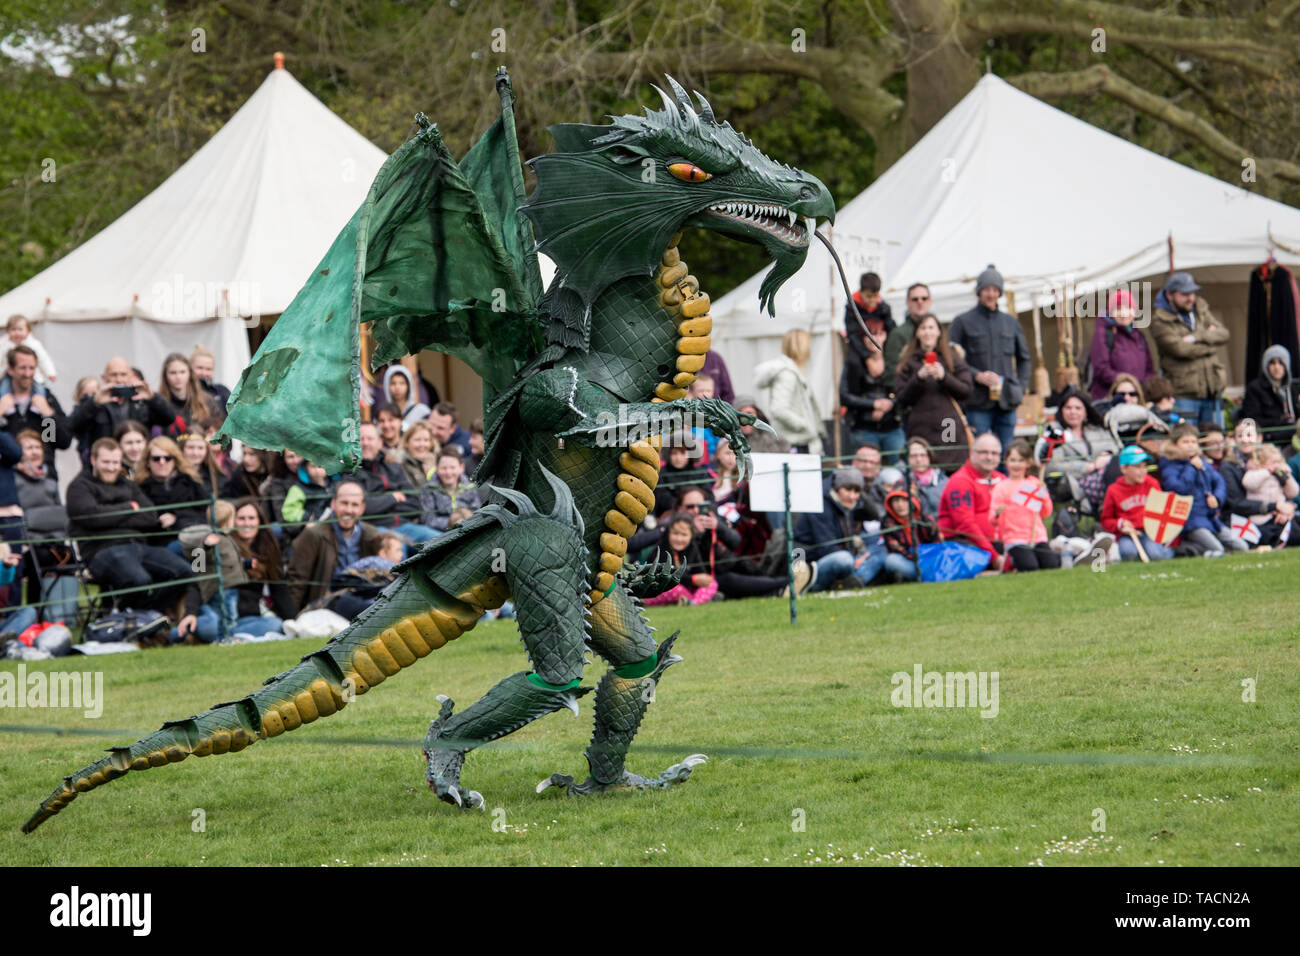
[668,162,712,182]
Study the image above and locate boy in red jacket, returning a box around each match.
[1101,446,1174,561]
[938,434,1005,569]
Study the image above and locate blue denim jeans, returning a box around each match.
[186,590,284,643]
[1172,397,1222,429]
[965,406,1017,454]
[1116,532,1174,562]
[811,544,885,590]
[851,427,906,461]
[882,552,917,580]
[1,604,38,636]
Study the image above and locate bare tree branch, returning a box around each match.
[1008,64,1300,186]
[964,0,1289,77]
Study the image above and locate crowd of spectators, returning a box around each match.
[2,264,1298,642]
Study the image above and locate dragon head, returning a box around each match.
[521,76,835,322]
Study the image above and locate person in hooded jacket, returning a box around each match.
[1237,345,1299,448]
[383,365,432,428]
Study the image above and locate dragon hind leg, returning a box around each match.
[538,585,706,796]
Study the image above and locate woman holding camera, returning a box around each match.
[894,314,974,470]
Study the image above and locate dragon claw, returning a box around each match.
[536,754,707,796]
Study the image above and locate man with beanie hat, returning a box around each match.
[795,466,885,590]
[948,264,1031,453]
[1150,272,1229,428]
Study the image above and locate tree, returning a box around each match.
[3,0,1296,298]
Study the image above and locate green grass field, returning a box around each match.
[3,550,1297,866]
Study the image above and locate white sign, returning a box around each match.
[748,453,824,513]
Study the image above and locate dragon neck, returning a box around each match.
[565,232,713,403]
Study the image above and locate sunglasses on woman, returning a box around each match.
[149,454,173,463]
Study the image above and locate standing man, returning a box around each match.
[884,282,931,380]
[948,264,1030,454]
[0,344,72,481]
[1150,272,1230,428]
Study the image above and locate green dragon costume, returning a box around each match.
[24,71,834,832]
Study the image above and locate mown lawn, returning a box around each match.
[2,550,1297,866]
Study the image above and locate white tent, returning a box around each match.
[0,59,387,405]
[711,73,1300,416]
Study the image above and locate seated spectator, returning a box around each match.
[69,356,180,449]
[136,436,209,552]
[1200,423,1228,471]
[384,365,432,428]
[277,455,332,541]
[840,335,903,460]
[113,419,149,479]
[1035,387,1117,515]
[0,344,72,481]
[287,480,383,611]
[1237,345,1298,448]
[1240,441,1299,547]
[419,446,482,532]
[938,433,1005,569]
[1159,422,1247,555]
[642,513,717,606]
[176,499,293,642]
[687,493,802,600]
[1101,446,1174,561]
[189,344,231,415]
[711,438,742,508]
[67,437,195,612]
[754,329,824,454]
[1087,290,1154,403]
[654,434,712,517]
[353,421,437,548]
[733,395,789,453]
[346,532,405,573]
[14,429,59,510]
[400,420,439,488]
[893,313,974,470]
[688,375,722,461]
[1220,418,1266,528]
[1143,376,1182,425]
[819,444,886,522]
[1,315,57,384]
[221,446,271,501]
[1095,373,1145,416]
[904,437,946,518]
[795,468,885,591]
[374,402,407,463]
[1289,422,1300,486]
[465,417,485,476]
[0,431,21,552]
[177,431,223,498]
[879,488,939,581]
[991,439,1060,571]
[429,402,472,457]
[158,352,222,439]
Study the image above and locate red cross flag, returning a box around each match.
[1011,479,1052,510]
[1143,490,1193,545]
[1229,514,1261,545]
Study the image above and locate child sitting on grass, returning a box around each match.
[1101,446,1173,561]
[643,513,717,606]
[879,489,938,580]
[1241,442,1299,547]
[1159,422,1247,555]
[990,439,1060,571]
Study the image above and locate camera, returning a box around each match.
[110,385,138,401]
[697,501,715,514]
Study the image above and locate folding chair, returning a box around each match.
[22,505,103,631]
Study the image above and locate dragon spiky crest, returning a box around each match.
[521,75,835,348]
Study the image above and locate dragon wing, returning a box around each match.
[217,69,543,472]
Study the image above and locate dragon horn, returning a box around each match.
[693,90,716,126]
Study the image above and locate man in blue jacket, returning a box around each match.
[948,264,1031,456]
[796,468,884,590]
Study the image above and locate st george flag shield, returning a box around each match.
[1229,513,1261,546]
[1143,490,1193,545]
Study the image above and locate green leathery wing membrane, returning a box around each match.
[521,75,834,320]
[217,69,544,472]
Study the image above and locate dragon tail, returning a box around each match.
[23,569,508,834]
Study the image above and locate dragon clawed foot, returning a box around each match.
[535,754,707,796]
[423,695,486,812]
